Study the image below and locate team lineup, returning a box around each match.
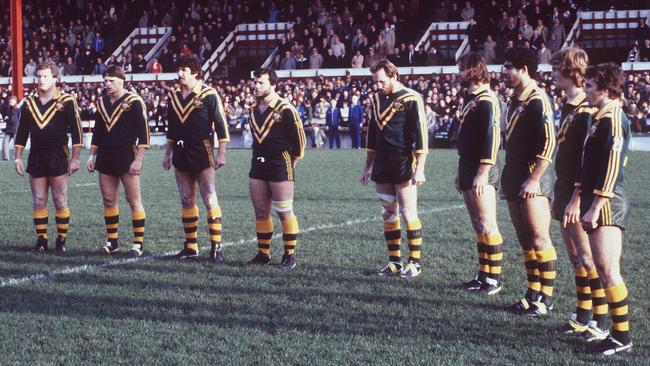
[11,47,632,356]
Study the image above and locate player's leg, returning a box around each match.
[588,226,632,355]
[373,182,402,276]
[396,180,422,278]
[520,196,556,316]
[29,176,50,251]
[121,171,145,256]
[464,186,503,294]
[49,174,71,252]
[197,167,223,262]
[97,172,121,253]
[269,180,297,269]
[247,178,273,265]
[507,201,540,312]
[175,169,199,259]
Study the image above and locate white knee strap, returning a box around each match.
[272,200,293,213]
[377,193,399,221]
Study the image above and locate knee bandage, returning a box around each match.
[377,193,399,222]
[272,200,293,213]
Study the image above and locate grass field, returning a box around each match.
[0,148,648,365]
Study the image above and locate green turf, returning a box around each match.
[0,148,648,365]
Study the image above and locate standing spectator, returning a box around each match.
[279,51,297,70]
[349,95,364,148]
[640,39,650,62]
[148,57,163,73]
[159,46,174,72]
[92,57,107,75]
[548,33,562,53]
[351,50,364,68]
[2,96,19,161]
[364,47,381,67]
[483,35,497,64]
[93,32,105,56]
[381,22,396,55]
[242,121,253,148]
[519,18,534,41]
[330,35,346,58]
[537,42,552,64]
[63,57,77,76]
[133,54,147,73]
[324,48,338,68]
[326,101,342,149]
[314,98,330,125]
[550,18,566,45]
[426,46,442,66]
[637,18,650,44]
[405,44,418,66]
[309,48,324,69]
[460,1,475,21]
[24,58,37,77]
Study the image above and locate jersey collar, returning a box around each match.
[594,99,620,120]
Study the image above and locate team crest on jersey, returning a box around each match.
[612,135,623,152]
[589,124,598,136]
[271,111,282,122]
[565,113,575,124]
[55,102,65,111]
[193,99,204,109]
[121,102,131,112]
[393,101,405,112]
[516,105,525,114]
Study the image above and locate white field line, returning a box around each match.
[7,182,98,194]
[0,204,464,288]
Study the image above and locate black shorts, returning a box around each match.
[580,189,629,231]
[26,146,69,178]
[96,145,136,177]
[458,158,500,192]
[172,139,214,173]
[501,161,555,202]
[249,150,294,182]
[371,152,414,184]
[552,176,576,221]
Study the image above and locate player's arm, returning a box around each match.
[130,98,149,175]
[410,95,428,185]
[521,99,556,198]
[66,98,83,175]
[360,100,378,186]
[208,92,229,170]
[13,103,30,176]
[286,107,306,167]
[162,94,175,171]
[87,110,105,172]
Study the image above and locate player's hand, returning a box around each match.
[68,158,80,175]
[86,156,96,173]
[359,169,371,186]
[162,154,172,171]
[14,159,25,176]
[129,158,143,175]
[473,173,488,196]
[581,207,600,232]
[562,197,581,228]
[292,157,300,169]
[411,169,425,186]
[213,151,226,171]
[519,178,540,199]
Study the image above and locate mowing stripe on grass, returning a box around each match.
[0,204,464,288]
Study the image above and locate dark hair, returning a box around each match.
[370,59,399,78]
[253,67,279,86]
[504,47,538,76]
[36,60,59,78]
[176,56,202,78]
[585,63,624,99]
[103,65,126,81]
[458,52,489,84]
[549,47,588,87]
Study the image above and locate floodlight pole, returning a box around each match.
[10,0,24,98]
